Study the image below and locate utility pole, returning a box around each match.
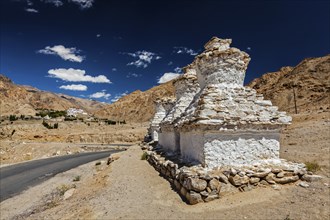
[292,85,298,114]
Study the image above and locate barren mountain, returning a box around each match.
[0,74,107,116]
[247,54,330,113]
[95,81,175,122]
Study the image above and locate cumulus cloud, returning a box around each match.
[96,34,101,38]
[89,91,111,100]
[126,73,141,78]
[70,0,94,9]
[25,8,39,13]
[48,68,111,83]
[174,67,182,73]
[123,51,161,68]
[112,68,117,72]
[38,45,84,62]
[247,47,252,51]
[158,72,181,84]
[44,0,64,7]
[111,91,128,103]
[59,84,87,91]
[174,47,198,56]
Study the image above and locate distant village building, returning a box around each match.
[154,37,292,168]
[66,108,88,117]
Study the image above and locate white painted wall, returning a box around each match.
[180,131,205,165]
[203,130,280,168]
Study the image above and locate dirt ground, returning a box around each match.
[0,111,329,220]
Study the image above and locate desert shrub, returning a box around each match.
[42,121,53,129]
[141,152,148,160]
[57,184,71,196]
[95,161,101,166]
[73,175,81,182]
[53,123,58,129]
[9,115,18,121]
[305,161,321,172]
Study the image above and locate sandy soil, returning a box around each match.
[1,111,329,219]
[0,121,148,165]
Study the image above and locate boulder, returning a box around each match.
[228,174,249,186]
[273,175,299,184]
[186,191,203,205]
[185,177,207,192]
[301,174,323,182]
[208,178,221,192]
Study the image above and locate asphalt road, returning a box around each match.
[0,150,123,202]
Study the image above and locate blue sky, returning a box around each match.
[1,0,329,103]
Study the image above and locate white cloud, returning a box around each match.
[70,0,94,9]
[44,0,64,7]
[247,47,252,51]
[59,84,87,91]
[89,91,111,100]
[96,34,101,38]
[38,45,84,62]
[111,91,128,103]
[168,61,173,66]
[48,68,111,83]
[112,68,117,72]
[174,67,182,73]
[124,51,161,68]
[174,47,198,56]
[126,73,141,78]
[158,72,181,84]
[25,8,38,13]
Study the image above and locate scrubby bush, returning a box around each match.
[141,152,148,160]
[305,161,321,172]
[9,115,18,121]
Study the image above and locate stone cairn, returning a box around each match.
[145,37,322,204]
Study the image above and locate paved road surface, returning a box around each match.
[0,150,122,201]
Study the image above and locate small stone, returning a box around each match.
[260,180,269,186]
[276,172,285,178]
[186,177,207,192]
[265,173,276,184]
[272,185,281,190]
[271,168,282,174]
[200,191,209,197]
[208,178,221,192]
[204,194,219,202]
[274,175,299,184]
[301,174,323,182]
[180,186,187,197]
[238,171,246,177]
[218,173,229,184]
[230,168,237,176]
[186,191,203,205]
[228,174,249,186]
[249,177,260,185]
[248,168,271,178]
[299,182,310,188]
[174,179,181,190]
[63,188,75,200]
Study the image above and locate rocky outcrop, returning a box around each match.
[95,81,175,122]
[0,74,106,116]
[247,55,330,113]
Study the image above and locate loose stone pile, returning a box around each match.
[144,147,322,205]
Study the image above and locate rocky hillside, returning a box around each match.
[0,74,107,116]
[95,81,175,122]
[248,55,330,113]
